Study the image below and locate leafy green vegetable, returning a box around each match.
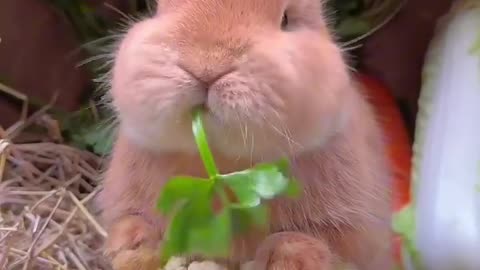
[471,33,480,55]
[230,206,268,233]
[191,111,219,177]
[157,176,214,216]
[221,159,299,206]
[333,0,363,13]
[393,205,423,270]
[156,108,300,264]
[336,17,371,39]
[160,189,228,260]
[56,108,115,156]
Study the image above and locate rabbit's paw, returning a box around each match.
[105,215,161,270]
[253,232,334,270]
[111,247,160,270]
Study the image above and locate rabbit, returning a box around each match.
[98,0,393,269]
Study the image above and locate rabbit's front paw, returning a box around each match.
[105,215,161,270]
[253,232,334,270]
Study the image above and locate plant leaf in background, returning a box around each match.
[336,17,372,39]
[156,109,300,264]
[56,108,115,155]
[327,0,368,39]
[83,123,115,155]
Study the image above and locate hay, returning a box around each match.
[0,86,109,269]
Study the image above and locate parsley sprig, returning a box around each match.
[156,108,300,264]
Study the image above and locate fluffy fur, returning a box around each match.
[98,0,393,269]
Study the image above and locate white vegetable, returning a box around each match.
[187,261,227,270]
[161,258,357,270]
[162,258,248,270]
[397,1,480,270]
[163,257,189,270]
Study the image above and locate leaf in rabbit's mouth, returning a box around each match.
[156,107,301,264]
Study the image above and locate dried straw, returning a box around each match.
[0,84,109,270]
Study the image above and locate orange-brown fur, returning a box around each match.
[98,0,392,269]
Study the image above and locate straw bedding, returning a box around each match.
[0,112,109,269]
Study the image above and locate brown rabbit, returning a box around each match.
[98,0,393,269]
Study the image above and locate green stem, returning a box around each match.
[192,108,219,178]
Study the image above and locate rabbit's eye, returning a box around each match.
[281,13,289,29]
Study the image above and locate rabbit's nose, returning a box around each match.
[179,60,234,88]
[184,64,233,87]
[178,46,238,88]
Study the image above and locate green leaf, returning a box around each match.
[157,176,214,216]
[192,108,219,178]
[161,201,190,262]
[82,123,114,155]
[285,177,302,198]
[248,163,290,199]
[393,205,424,270]
[392,205,415,242]
[158,110,301,264]
[335,17,371,38]
[160,185,217,262]
[270,159,301,198]
[471,33,480,55]
[188,189,216,226]
[220,172,261,208]
[161,201,231,262]
[186,208,232,257]
[332,0,363,13]
[230,205,269,233]
[221,159,300,207]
